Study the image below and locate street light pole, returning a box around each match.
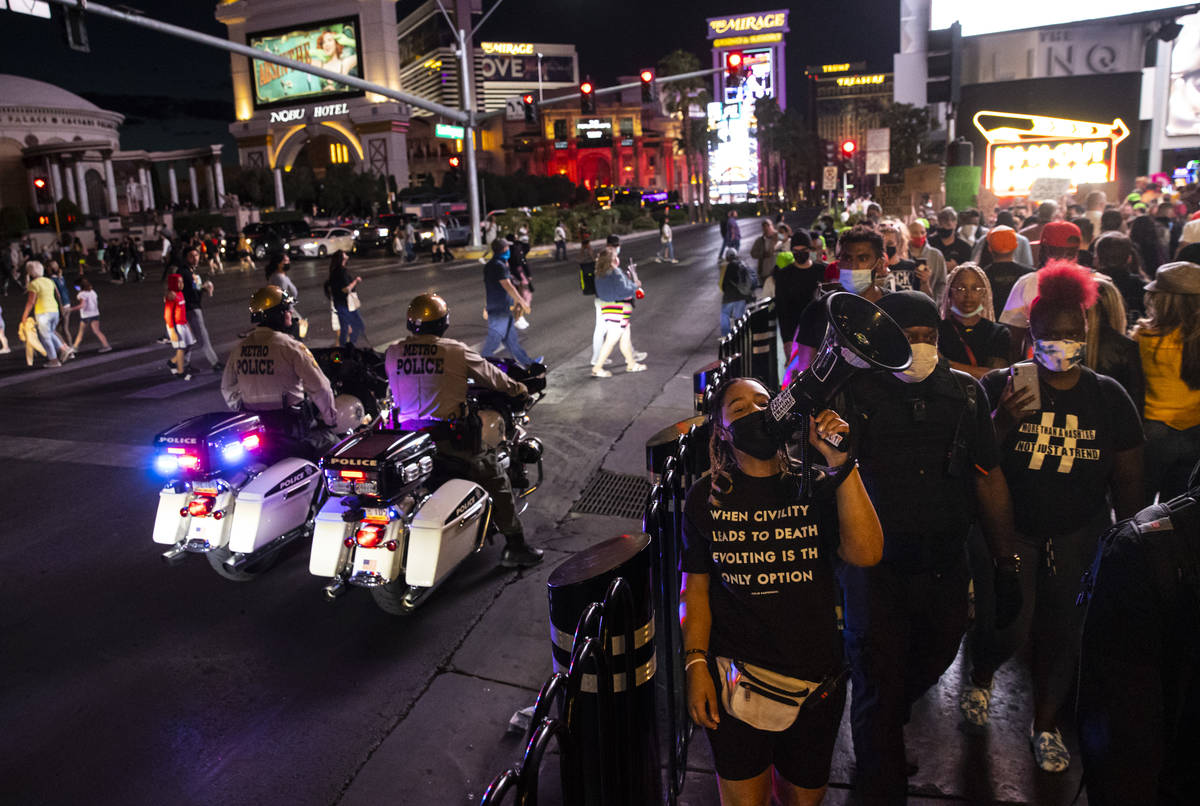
[537,52,544,102]
[457,27,482,248]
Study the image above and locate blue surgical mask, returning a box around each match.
[499,250,510,260]
[839,268,874,293]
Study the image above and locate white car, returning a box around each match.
[288,228,356,258]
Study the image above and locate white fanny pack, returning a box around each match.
[715,656,818,732]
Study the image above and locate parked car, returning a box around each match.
[244,220,310,259]
[288,227,357,258]
[416,215,471,249]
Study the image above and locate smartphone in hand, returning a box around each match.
[1010,361,1041,411]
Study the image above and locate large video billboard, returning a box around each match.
[931,1,1193,37]
[1167,16,1200,136]
[709,48,775,203]
[248,17,363,110]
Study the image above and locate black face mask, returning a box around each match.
[728,410,780,460]
[794,250,810,263]
[885,245,898,258]
[937,228,954,240]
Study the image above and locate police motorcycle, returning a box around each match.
[149,288,390,581]
[308,357,547,615]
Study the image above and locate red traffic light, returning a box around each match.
[580,81,594,95]
[522,94,533,105]
[841,139,857,156]
[726,52,743,70]
[639,70,653,83]
[33,177,47,189]
[448,156,460,168]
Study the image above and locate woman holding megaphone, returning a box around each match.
[679,375,883,806]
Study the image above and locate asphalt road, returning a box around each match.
[0,222,730,806]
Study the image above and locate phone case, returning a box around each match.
[1010,362,1041,411]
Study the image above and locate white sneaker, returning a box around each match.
[632,351,648,362]
[959,681,992,727]
[1030,727,1070,773]
[0,346,10,354]
[514,315,530,330]
[591,367,612,378]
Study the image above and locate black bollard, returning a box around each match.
[547,534,662,806]
[645,415,707,483]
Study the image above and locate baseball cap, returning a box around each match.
[1040,221,1082,248]
[1146,261,1200,294]
[606,234,621,246]
[491,236,510,254]
[986,225,1018,254]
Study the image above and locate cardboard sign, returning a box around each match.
[1075,181,1120,204]
[1028,177,1072,201]
[875,183,909,217]
[905,164,944,195]
[866,151,890,176]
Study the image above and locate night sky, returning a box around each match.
[0,0,898,155]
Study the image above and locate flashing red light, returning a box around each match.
[355,523,385,548]
[522,93,533,104]
[339,469,366,480]
[727,52,743,69]
[448,156,461,168]
[580,81,594,95]
[34,177,47,189]
[344,536,356,548]
[242,433,261,451]
[841,139,857,156]
[177,454,200,470]
[639,70,653,83]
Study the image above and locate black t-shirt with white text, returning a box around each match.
[980,366,1144,538]
[681,471,841,679]
[885,259,920,292]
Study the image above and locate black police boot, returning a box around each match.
[500,538,544,568]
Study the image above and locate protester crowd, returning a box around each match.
[687,187,1199,805]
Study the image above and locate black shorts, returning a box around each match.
[704,666,846,787]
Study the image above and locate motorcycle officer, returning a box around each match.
[221,285,338,460]
[386,293,544,568]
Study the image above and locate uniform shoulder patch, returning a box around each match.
[1133,516,1174,536]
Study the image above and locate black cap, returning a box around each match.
[606,234,620,246]
[876,290,940,330]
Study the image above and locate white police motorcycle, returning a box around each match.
[308,358,545,614]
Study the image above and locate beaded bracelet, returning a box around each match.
[684,648,707,658]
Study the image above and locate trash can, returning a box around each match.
[547,533,661,806]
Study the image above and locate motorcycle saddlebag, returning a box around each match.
[406,479,491,588]
[228,458,321,554]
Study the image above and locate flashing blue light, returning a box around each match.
[222,441,245,463]
[154,454,179,475]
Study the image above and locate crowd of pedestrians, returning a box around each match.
[689,190,1200,804]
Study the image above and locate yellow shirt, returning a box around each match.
[28,276,58,315]
[1139,329,1200,430]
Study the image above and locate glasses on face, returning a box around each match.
[950,285,985,296]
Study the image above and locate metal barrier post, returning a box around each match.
[547,536,661,805]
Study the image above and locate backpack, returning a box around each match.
[728,258,757,297]
[579,260,596,295]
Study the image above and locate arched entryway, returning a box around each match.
[577,152,611,191]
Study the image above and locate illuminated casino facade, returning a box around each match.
[806,63,895,151]
[705,9,790,203]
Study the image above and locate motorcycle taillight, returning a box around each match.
[182,495,215,518]
[355,523,386,548]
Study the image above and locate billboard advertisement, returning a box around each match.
[1167,16,1200,136]
[479,53,575,83]
[931,1,1192,37]
[709,47,775,202]
[248,17,363,109]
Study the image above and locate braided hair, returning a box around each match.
[705,376,804,507]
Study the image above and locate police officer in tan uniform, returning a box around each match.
[386,293,543,568]
[221,286,338,458]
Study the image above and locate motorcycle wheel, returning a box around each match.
[206,545,279,581]
[371,579,429,615]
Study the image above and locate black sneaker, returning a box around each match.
[500,543,544,568]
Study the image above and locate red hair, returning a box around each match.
[1030,260,1098,324]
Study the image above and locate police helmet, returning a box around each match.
[407,293,449,336]
[249,285,295,331]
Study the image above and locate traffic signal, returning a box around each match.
[448,156,461,169]
[725,51,745,87]
[55,4,90,53]
[639,70,655,104]
[580,81,596,114]
[522,93,536,124]
[33,176,50,205]
[823,140,837,164]
[840,140,857,159]
[927,21,962,105]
